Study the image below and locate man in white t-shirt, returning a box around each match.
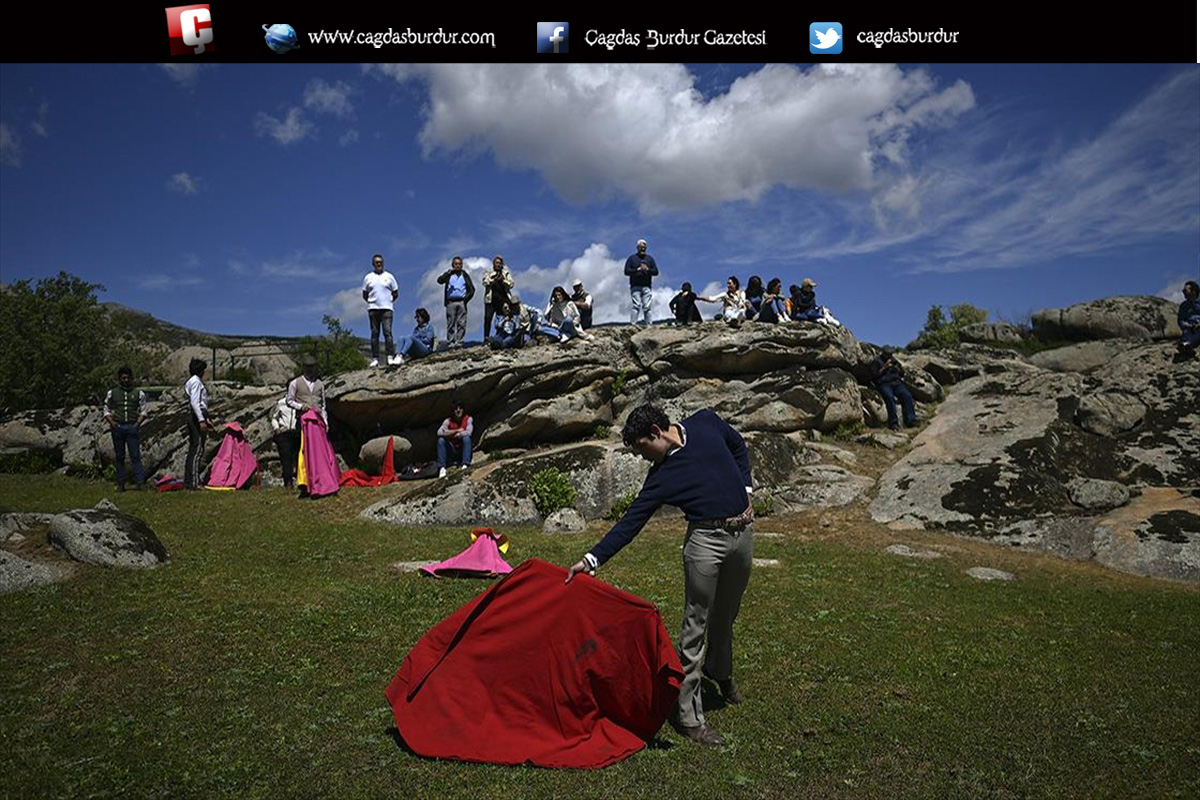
[362,254,400,367]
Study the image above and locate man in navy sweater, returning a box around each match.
[566,404,754,747]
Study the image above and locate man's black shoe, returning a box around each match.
[704,669,745,704]
[676,722,724,747]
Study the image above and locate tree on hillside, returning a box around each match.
[0,272,112,411]
[295,315,367,377]
[910,303,990,349]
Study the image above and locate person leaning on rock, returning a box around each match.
[870,348,918,430]
[270,385,299,489]
[103,365,148,492]
[1177,280,1200,359]
[566,404,755,748]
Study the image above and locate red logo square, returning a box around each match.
[165,5,213,56]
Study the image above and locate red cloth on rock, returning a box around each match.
[385,558,683,769]
[340,437,397,487]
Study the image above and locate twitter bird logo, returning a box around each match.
[809,22,843,54]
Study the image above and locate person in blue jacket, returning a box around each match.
[1177,280,1200,358]
[871,348,917,429]
[395,307,435,363]
[436,256,476,349]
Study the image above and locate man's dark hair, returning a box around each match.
[681,282,692,292]
[372,253,384,264]
[1185,280,1200,297]
[622,404,670,446]
[117,365,133,379]
[789,284,801,295]
[415,307,431,324]
[188,358,207,377]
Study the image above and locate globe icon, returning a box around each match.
[263,24,299,54]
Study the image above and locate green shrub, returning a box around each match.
[752,490,774,517]
[0,450,61,475]
[831,421,865,441]
[611,370,628,397]
[604,491,637,521]
[225,366,257,385]
[593,423,611,440]
[65,462,116,481]
[530,468,577,518]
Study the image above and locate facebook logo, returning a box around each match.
[537,22,569,53]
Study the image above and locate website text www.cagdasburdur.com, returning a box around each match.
[307,28,496,49]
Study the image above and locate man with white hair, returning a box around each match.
[624,238,658,325]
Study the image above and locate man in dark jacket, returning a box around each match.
[103,366,148,491]
[436,255,476,349]
[871,348,917,429]
[566,404,754,748]
[1177,280,1200,358]
[624,238,658,325]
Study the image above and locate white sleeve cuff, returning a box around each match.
[582,553,599,571]
[745,486,754,495]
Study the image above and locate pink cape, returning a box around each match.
[386,558,684,768]
[299,409,339,498]
[205,422,258,489]
[421,529,512,578]
[339,437,397,487]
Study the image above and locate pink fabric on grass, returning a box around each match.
[205,422,258,489]
[421,530,513,578]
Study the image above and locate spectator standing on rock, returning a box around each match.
[482,255,514,341]
[565,405,755,748]
[270,388,299,489]
[103,366,148,492]
[287,354,327,425]
[624,238,659,325]
[1177,280,1200,358]
[436,399,474,479]
[571,279,593,329]
[363,254,400,367]
[437,255,476,349]
[870,348,918,430]
[183,357,216,490]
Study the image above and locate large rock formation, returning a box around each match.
[1031,296,1181,341]
[48,508,169,568]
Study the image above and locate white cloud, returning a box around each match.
[338,129,359,147]
[138,273,203,290]
[0,123,21,167]
[30,100,49,138]
[157,63,208,87]
[366,63,974,213]
[1156,274,1197,302]
[253,108,313,145]
[303,78,355,118]
[167,171,200,194]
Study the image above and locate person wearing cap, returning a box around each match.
[435,399,473,479]
[624,238,659,325]
[565,404,754,748]
[570,279,593,329]
[287,354,327,425]
[870,348,918,430]
[482,255,515,340]
[788,278,822,322]
[509,290,541,345]
[362,254,400,367]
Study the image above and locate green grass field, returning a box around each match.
[1,475,1197,799]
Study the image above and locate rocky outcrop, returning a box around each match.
[959,323,1024,344]
[1031,296,1181,342]
[0,550,64,593]
[48,509,169,568]
[870,341,1199,580]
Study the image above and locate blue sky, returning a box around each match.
[1,62,1197,347]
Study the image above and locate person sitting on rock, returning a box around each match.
[436,399,473,479]
[700,276,748,327]
[870,348,918,430]
[395,308,435,363]
[670,282,703,325]
[509,290,540,345]
[744,275,765,321]
[540,286,595,343]
[755,278,788,324]
[788,278,822,322]
[488,302,522,350]
[1177,280,1200,358]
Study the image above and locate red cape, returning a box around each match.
[340,437,397,487]
[386,558,683,769]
